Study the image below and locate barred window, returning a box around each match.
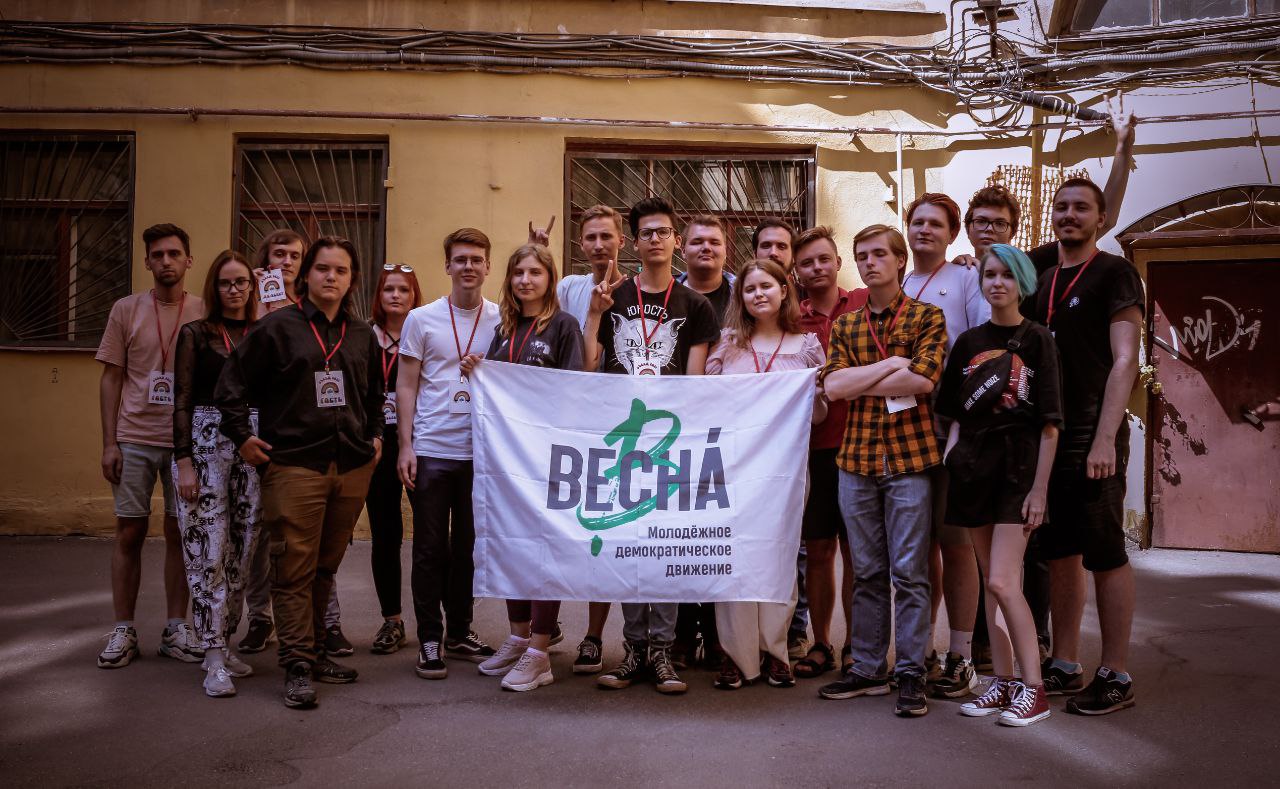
[565,143,815,277]
[233,139,388,318]
[0,133,134,349]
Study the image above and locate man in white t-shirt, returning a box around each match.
[902,193,990,700]
[396,227,501,680]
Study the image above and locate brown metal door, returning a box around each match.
[1147,259,1279,552]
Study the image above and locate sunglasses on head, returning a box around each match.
[383,263,414,272]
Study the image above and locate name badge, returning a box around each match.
[885,394,917,414]
[315,370,347,408]
[258,269,287,304]
[633,351,663,377]
[383,392,398,425]
[147,371,174,405]
[449,378,472,414]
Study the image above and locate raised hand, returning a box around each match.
[1107,93,1136,146]
[528,215,556,247]
[588,258,627,315]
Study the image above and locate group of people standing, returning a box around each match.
[93,109,1141,725]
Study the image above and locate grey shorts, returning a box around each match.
[112,442,177,518]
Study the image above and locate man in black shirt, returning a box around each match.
[1030,178,1143,716]
[676,215,734,323]
[216,236,384,708]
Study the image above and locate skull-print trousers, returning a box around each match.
[172,406,262,651]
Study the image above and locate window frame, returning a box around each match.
[1054,0,1276,40]
[0,130,136,352]
[562,140,817,278]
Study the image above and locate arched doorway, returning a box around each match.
[1119,185,1280,553]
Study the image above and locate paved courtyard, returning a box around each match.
[2,536,1278,787]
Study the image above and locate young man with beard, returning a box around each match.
[676,215,735,323]
[396,228,502,680]
[791,226,868,680]
[584,197,720,694]
[216,236,384,708]
[1029,178,1142,715]
[817,224,947,718]
[96,223,206,668]
[753,219,796,272]
[902,193,990,699]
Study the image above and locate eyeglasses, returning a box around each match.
[637,227,675,241]
[217,278,252,292]
[383,263,414,272]
[970,218,1012,233]
[449,256,487,268]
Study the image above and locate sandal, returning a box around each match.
[793,642,836,679]
[841,644,853,675]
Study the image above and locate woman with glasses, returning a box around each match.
[367,263,423,655]
[465,243,584,692]
[171,250,261,697]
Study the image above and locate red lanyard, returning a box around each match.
[635,278,675,347]
[218,324,241,353]
[508,321,538,363]
[908,266,943,302]
[752,332,786,373]
[300,304,347,371]
[380,336,399,394]
[152,291,185,372]
[1046,249,1099,325]
[448,297,483,364]
[864,296,909,361]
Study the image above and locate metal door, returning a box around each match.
[1147,259,1279,552]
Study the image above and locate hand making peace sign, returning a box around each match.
[588,258,628,315]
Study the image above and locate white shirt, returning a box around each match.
[399,296,501,460]
[903,263,989,354]
[557,274,597,330]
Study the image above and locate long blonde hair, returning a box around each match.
[499,243,561,340]
[724,258,801,349]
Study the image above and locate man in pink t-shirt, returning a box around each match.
[94,223,205,669]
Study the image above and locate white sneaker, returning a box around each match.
[478,635,529,676]
[203,665,237,697]
[223,649,254,678]
[501,650,554,692]
[158,623,204,663]
[97,626,139,669]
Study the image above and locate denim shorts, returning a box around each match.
[112,442,177,518]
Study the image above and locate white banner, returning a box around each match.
[472,362,814,603]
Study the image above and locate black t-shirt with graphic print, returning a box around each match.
[1029,249,1144,452]
[936,320,1064,436]
[485,309,584,371]
[597,276,721,376]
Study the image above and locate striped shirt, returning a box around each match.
[818,290,948,477]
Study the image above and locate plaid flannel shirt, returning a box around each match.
[818,290,948,477]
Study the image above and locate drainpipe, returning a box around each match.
[896,133,905,232]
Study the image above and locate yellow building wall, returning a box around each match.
[0,54,949,535]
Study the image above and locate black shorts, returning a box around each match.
[1039,427,1130,573]
[944,428,1039,528]
[802,448,843,541]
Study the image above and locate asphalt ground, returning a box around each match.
[2,536,1278,787]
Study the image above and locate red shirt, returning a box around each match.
[800,287,868,450]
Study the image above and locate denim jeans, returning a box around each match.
[838,469,932,680]
[621,603,678,646]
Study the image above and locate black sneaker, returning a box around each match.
[573,636,604,674]
[669,638,696,671]
[445,630,495,663]
[597,641,647,689]
[284,662,318,708]
[238,618,274,654]
[714,655,747,690]
[416,641,448,680]
[1041,657,1086,696]
[818,671,891,700]
[1066,668,1135,716]
[925,650,941,683]
[895,673,929,717]
[323,625,354,657]
[649,641,688,694]
[928,651,977,698]
[549,622,565,647]
[371,619,406,655]
[313,655,358,684]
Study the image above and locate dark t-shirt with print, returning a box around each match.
[597,276,720,376]
[1029,249,1144,453]
[936,320,1064,437]
[485,309,584,371]
[684,277,733,324]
